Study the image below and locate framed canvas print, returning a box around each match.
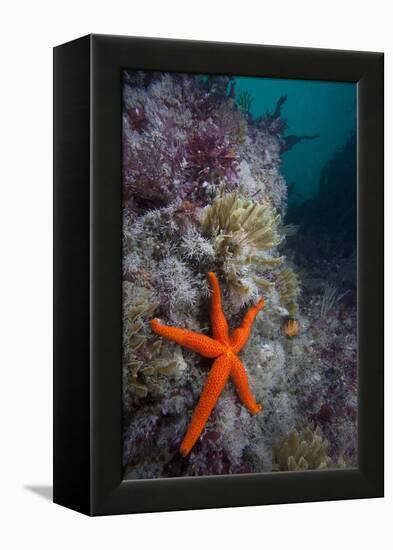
[53,34,384,515]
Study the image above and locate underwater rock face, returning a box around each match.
[121,71,357,478]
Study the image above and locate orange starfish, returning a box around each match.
[150,272,264,457]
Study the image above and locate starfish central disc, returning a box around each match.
[150,272,264,457]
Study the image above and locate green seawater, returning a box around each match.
[234,76,356,204]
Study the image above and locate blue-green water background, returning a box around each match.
[234,77,357,204]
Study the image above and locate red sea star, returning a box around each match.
[150,272,264,457]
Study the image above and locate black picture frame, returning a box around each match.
[53,34,384,516]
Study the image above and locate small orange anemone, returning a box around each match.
[283,319,299,338]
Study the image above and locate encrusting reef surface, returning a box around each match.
[121,71,357,478]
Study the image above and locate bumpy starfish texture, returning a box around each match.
[150,272,264,457]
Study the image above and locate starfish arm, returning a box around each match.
[207,272,230,345]
[180,354,232,457]
[150,319,225,358]
[229,298,265,353]
[230,355,263,415]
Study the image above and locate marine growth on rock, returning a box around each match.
[121,70,358,479]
